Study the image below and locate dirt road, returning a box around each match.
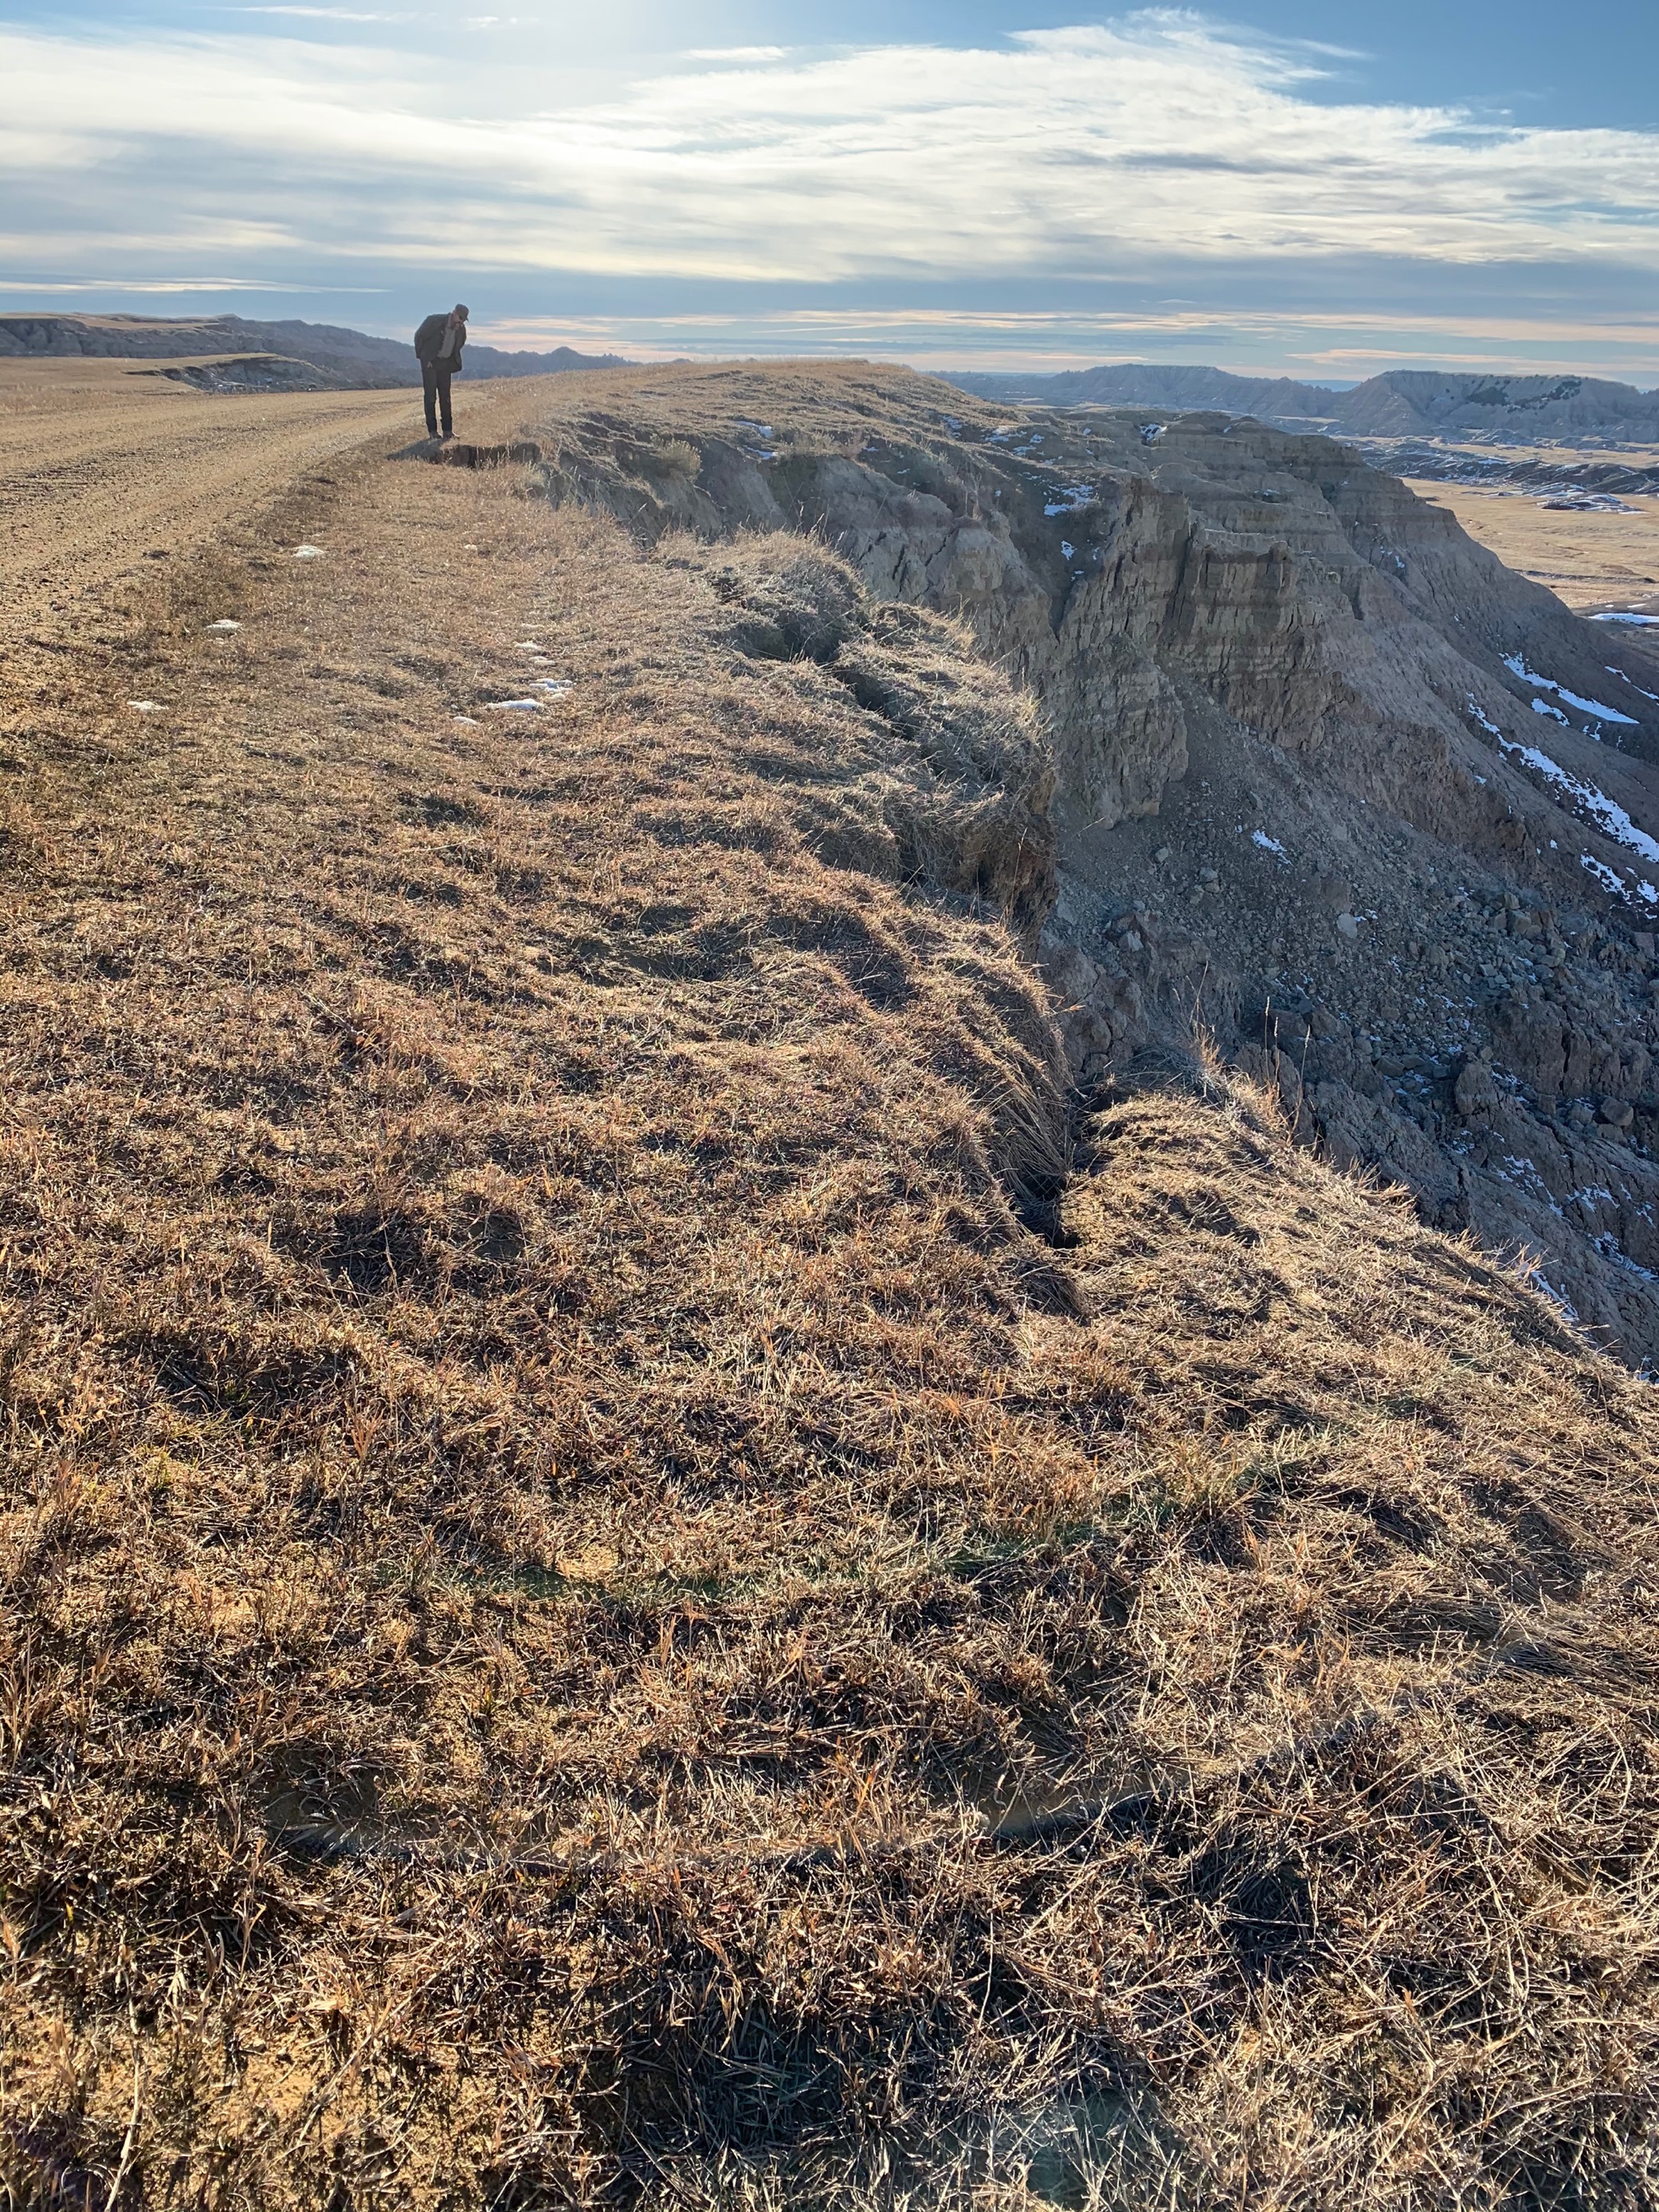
[0,360,420,658]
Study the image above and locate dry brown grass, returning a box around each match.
[1405,477,1659,614]
[2,373,1658,2209]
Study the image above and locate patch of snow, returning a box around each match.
[292,545,325,559]
[205,618,241,633]
[1491,727,1659,896]
[1532,697,1571,725]
[1607,665,1659,702]
[1504,650,1637,725]
[1499,733,1659,869]
[1533,1275,1579,1322]
[452,715,480,726]
[1139,423,1166,445]
[1580,853,1653,904]
[513,641,543,651]
[484,698,544,712]
[1044,483,1096,516]
[1061,541,1075,560]
[1594,1233,1659,1285]
[536,679,572,696]
[1251,830,1288,860]
[1467,698,1503,737]
[1555,684,1636,724]
[1591,611,1659,626]
[127,700,166,713]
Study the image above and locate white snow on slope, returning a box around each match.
[1251,829,1288,860]
[1581,853,1653,905]
[1476,710,1659,900]
[1533,1274,1580,1322]
[1591,612,1659,626]
[1532,697,1570,726]
[1503,651,1637,726]
[1045,483,1096,516]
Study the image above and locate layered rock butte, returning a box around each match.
[514,369,1659,1367]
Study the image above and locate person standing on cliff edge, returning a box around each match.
[414,304,468,441]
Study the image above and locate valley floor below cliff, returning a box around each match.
[3,371,1659,2210]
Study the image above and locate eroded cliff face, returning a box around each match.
[521,367,1659,1368]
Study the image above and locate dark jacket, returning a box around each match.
[414,314,466,373]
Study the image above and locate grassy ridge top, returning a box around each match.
[2,371,1657,2207]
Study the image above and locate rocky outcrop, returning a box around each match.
[131,354,331,394]
[947,363,1659,445]
[521,365,1659,1367]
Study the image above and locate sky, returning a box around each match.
[2,0,1658,382]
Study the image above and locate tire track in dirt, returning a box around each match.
[0,375,418,663]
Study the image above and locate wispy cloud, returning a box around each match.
[474,303,1659,378]
[2,14,1657,370]
[0,276,385,292]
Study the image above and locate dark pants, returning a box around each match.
[422,359,454,438]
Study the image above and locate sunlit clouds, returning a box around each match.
[3,11,1658,371]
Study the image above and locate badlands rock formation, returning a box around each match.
[520,370,1659,1366]
[951,363,1659,444]
[0,312,627,388]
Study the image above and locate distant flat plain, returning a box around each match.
[1405,449,1659,617]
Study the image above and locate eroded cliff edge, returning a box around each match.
[516,364,1659,1366]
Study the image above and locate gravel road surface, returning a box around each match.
[0,364,418,660]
